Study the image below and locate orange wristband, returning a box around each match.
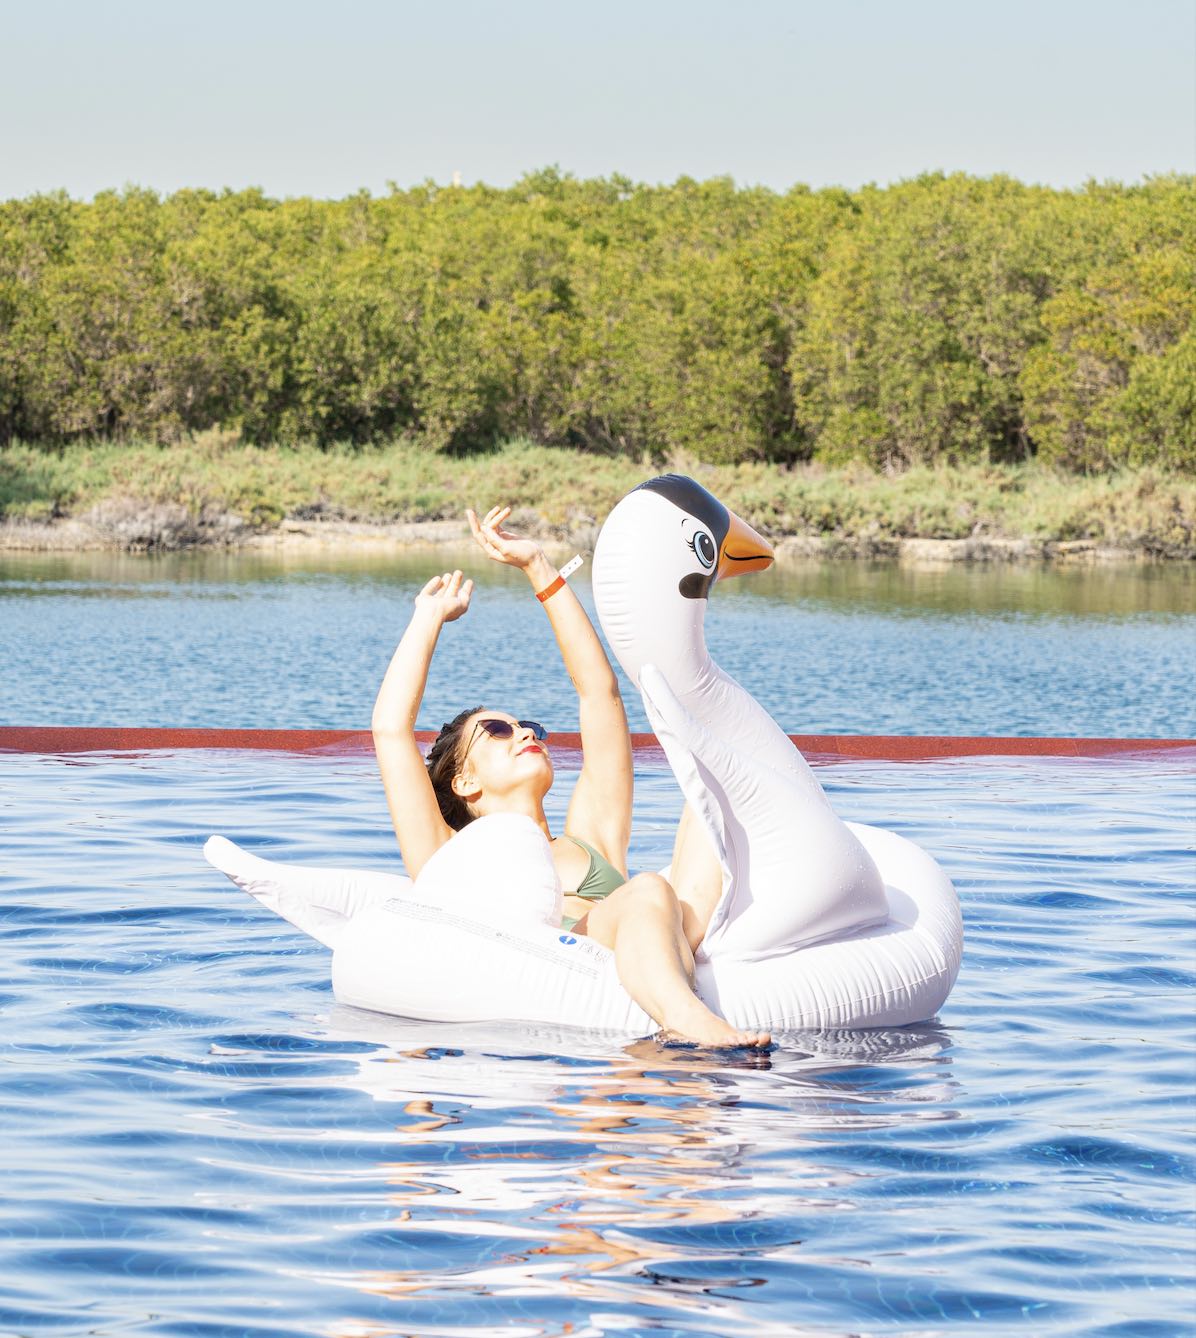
[535,574,565,603]
[535,554,584,603]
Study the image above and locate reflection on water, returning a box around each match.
[288,1018,958,1325]
[2,549,1194,736]
[4,545,1194,617]
[750,555,1196,619]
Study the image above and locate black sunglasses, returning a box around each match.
[463,717,548,756]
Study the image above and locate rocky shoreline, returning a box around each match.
[1,504,1184,564]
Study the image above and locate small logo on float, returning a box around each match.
[558,934,577,945]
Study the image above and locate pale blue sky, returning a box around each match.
[5,0,1193,199]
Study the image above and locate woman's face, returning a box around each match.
[452,710,554,808]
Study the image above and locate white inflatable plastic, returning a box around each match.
[205,474,963,1034]
[594,474,893,958]
[205,812,958,1032]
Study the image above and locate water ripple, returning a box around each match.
[0,749,1193,1334]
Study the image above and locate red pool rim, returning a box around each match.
[1,726,1191,763]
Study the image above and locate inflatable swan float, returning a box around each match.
[205,476,962,1033]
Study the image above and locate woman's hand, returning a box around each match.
[467,506,544,571]
[414,570,473,624]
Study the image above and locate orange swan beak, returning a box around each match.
[716,509,774,581]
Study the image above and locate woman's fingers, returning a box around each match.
[447,571,474,606]
[469,509,501,551]
[467,504,522,566]
[416,571,474,621]
[434,571,474,622]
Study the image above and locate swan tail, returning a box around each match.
[204,835,412,950]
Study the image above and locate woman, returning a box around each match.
[371,504,770,1048]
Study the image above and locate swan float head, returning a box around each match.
[592,474,773,688]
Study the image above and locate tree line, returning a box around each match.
[0,169,1191,471]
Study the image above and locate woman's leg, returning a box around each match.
[668,803,724,953]
[579,873,769,1048]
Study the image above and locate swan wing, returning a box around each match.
[204,834,412,949]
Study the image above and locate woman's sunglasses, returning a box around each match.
[463,718,548,756]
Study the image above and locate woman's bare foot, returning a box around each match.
[659,1026,772,1049]
[660,1027,770,1048]
[657,997,771,1049]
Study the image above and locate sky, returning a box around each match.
[4,0,1193,200]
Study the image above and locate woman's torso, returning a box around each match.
[552,834,626,929]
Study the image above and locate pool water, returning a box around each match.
[2,746,1192,1335]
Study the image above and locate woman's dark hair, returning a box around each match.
[426,705,487,830]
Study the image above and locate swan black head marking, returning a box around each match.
[633,475,730,599]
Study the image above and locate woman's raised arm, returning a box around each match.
[372,571,473,880]
[468,507,632,868]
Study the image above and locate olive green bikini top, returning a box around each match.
[567,835,626,901]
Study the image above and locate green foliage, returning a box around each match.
[4,438,1193,555]
[0,174,1192,471]
[1019,184,1196,472]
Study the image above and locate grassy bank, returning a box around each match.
[2,436,1193,557]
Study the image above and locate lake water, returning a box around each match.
[2,549,1195,1335]
[1,549,1193,736]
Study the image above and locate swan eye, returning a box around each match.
[688,529,717,568]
